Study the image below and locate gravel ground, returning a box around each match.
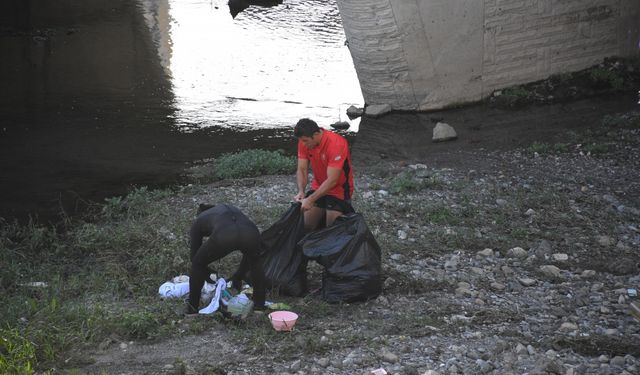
[82,110,640,375]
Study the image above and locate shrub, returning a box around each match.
[500,86,531,107]
[589,68,623,90]
[390,172,422,194]
[214,149,296,179]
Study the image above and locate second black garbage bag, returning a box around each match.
[257,203,308,296]
[301,213,382,303]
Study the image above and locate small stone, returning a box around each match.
[490,282,506,291]
[363,191,374,199]
[605,329,619,336]
[518,277,537,287]
[610,356,626,367]
[598,354,610,363]
[444,260,458,272]
[320,336,328,343]
[552,253,568,261]
[527,345,536,355]
[316,358,329,368]
[398,230,408,240]
[515,343,527,355]
[559,322,578,332]
[477,248,494,257]
[119,342,128,350]
[534,240,553,258]
[618,295,626,304]
[378,190,389,196]
[508,247,528,258]
[476,359,493,372]
[540,265,562,278]
[581,270,596,278]
[432,122,457,142]
[597,236,615,247]
[346,105,363,118]
[365,104,392,117]
[290,360,302,371]
[525,208,536,216]
[390,253,402,261]
[455,287,474,297]
[408,163,428,169]
[380,350,399,363]
[496,198,508,206]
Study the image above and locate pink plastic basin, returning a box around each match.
[268,311,298,331]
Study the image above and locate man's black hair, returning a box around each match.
[294,118,321,138]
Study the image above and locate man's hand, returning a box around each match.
[300,197,315,212]
[293,191,305,202]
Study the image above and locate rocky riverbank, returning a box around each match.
[82,109,640,375]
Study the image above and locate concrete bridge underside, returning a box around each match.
[336,0,640,111]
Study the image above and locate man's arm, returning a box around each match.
[295,158,309,202]
[301,167,341,211]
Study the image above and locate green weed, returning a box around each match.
[501,86,531,107]
[390,172,442,194]
[528,142,569,155]
[582,142,610,155]
[214,149,296,180]
[0,328,37,375]
[423,206,459,225]
[589,68,624,90]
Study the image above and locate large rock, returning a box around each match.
[432,122,457,142]
[364,104,392,117]
[346,105,364,119]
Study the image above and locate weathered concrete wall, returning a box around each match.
[337,0,640,111]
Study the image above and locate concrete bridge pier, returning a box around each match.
[336,0,640,111]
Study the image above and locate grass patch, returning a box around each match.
[0,328,37,375]
[187,149,296,182]
[527,142,569,155]
[589,67,624,90]
[214,149,296,180]
[423,206,459,225]
[0,186,196,372]
[389,171,442,194]
[499,86,531,107]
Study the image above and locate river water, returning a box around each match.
[0,0,362,222]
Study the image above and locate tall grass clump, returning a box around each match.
[214,149,296,179]
[0,186,192,372]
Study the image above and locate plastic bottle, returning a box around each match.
[227,293,254,319]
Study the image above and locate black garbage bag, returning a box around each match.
[256,203,308,296]
[301,213,382,303]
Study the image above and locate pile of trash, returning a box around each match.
[159,203,382,321]
[159,275,254,318]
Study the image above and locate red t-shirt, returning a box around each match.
[298,130,354,200]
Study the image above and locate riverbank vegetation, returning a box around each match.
[488,56,639,108]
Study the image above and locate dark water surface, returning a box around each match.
[0,0,362,222]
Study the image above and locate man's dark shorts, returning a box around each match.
[306,190,355,214]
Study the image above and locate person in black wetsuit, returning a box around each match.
[186,203,266,315]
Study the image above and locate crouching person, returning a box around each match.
[186,203,266,315]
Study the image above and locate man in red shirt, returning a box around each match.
[294,118,354,230]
